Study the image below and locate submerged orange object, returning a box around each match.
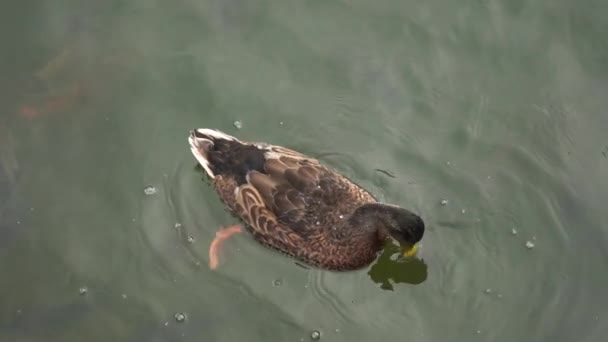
[18,81,83,120]
[208,225,243,270]
[19,105,40,120]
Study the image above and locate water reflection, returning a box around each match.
[0,126,20,249]
[367,243,427,290]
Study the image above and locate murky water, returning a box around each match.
[2,0,608,341]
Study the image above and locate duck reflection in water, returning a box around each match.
[367,243,428,290]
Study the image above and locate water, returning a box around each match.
[1,0,608,341]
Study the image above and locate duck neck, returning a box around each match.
[349,203,398,240]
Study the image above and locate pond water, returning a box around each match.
[1,0,607,341]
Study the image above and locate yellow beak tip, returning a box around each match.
[402,244,419,257]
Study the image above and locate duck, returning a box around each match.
[188,128,425,271]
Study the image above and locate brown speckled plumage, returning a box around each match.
[188,129,424,271]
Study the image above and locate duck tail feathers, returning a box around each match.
[188,128,238,178]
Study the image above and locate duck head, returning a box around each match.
[352,203,425,257]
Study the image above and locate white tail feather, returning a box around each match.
[188,135,215,178]
[195,128,237,141]
[188,128,240,179]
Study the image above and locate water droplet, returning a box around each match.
[273,279,283,287]
[121,294,127,299]
[484,288,492,294]
[79,286,88,295]
[174,312,187,322]
[525,241,535,249]
[143,186,157,195]
[233,120,243,129]
[187,236,195,243]
[511,228,518,235]
[174,223,182,229]
[440,199,448,206]
[311,330,321,340]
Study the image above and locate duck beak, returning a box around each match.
[402,243,419,257]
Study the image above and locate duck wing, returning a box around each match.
[242,145,374,238]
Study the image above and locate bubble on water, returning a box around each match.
[446,161,451,166]
[311,330,321,340]
[525,241,535,249]
[174,312,187,322]
[484,288,492,294]
[187,236,195,243]
[121,294,128,299]
[335,328,340,333]
[279,121,284,126]
[174,223,182,229]
[497,293,503,298]
[511,228,518,235]
[440,199,448,206]
[143,186,157,195]
[233,120,243,129]
[164,321,169,326]
[79,286,88,295]
[532,235,536,240]
[461,209,466,214]
[476,330,481,334]
[339,215,344,219]
[16,220,21,225]
[16,309,22,315]
[273,279,283,287]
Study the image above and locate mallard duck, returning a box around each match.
[188,128,425,271]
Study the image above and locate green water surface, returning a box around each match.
[1,0,607,341]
